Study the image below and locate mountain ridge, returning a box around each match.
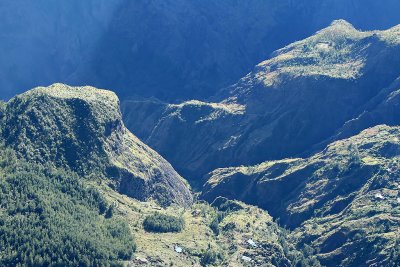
[2,0,400,101]
[202,124,400,266]
[123,20,400,182]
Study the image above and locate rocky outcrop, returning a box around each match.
[2,84,192,207]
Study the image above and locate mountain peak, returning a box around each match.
[28,83,117,101]
[311,19,361,42]
[22,83,121,125]
[329,19,355,29]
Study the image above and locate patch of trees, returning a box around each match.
[0,149,136,266]
[143,212,184,233]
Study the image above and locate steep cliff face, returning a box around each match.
[202,125,400,266]
[2,84,192,207]
[1,1,400,100]
[327,78,400,142]
[124,21,400,181]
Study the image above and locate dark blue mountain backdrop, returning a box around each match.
[1,0,400,101]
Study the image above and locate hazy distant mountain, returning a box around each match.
[1,0,400,101]
[123,21,400,181]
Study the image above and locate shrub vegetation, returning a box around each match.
[143,212,184,233]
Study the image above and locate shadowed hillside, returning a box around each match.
[124,21,400,182]
[1,0,400,100]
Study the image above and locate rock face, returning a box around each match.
[124,21,400,181]
[1,1,400,101]
[202,125,400,266]
[2,84,192,207]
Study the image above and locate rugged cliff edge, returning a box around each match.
[1,83,192,207]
